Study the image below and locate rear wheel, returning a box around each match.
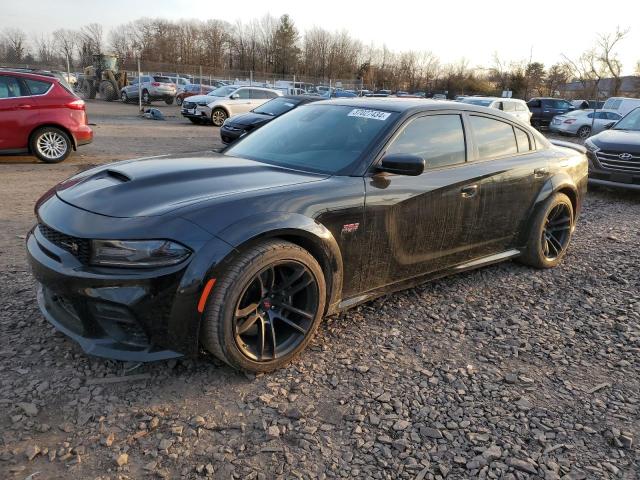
[176,96,183,106]
[121,91,128,103]
[142,90,151,104]
[211,108,227,127]
[518,192,573,269]
[83,82,96,100]
[99,81,117,101]
[165,97,174,105]
[30,127,72,164]
[201,240,326,372]
[577,125,591,139]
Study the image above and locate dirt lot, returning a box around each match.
[0,102,638,479]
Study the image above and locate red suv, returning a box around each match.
[0,70,93,163]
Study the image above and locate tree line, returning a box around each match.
[1,16,636,98]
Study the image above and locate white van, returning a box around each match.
[602,97,640,117]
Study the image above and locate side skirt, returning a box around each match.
[335,249,521,313]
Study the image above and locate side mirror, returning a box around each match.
[230,93,240,99]
[377,154,425,176]
[604,121,615,130]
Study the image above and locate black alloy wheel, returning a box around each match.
[541,203,572,261]
[577,125,591,139]
[519,192,573,269]
[233,261,318,362]
[201,240,326,372]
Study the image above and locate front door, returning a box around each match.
[361,113,481,290]
[0,75,36,150]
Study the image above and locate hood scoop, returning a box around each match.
[104,169,132,183]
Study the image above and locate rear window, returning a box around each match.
[153,76,172,83]
[470,115,518,159]
[603,99,622,110]
[24,78,52,95]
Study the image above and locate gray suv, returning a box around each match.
[120,75,177,104]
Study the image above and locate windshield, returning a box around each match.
[613,108,640,131]
[462,98,493,107]
[209,85,238,97]
[225,104,397,174]
[253,97,301,116]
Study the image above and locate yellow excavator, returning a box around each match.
[77,54,128,101]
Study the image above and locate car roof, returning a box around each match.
[236,86,279,91]
[467,96,526,102]
[280,95,323,102]
[0,69,59,82]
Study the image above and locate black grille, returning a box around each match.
[38,224,91,264]
[182,101,195,109]
[596,150,640,173]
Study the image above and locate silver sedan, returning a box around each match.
[549,109,622,138]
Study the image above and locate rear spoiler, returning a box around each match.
[550,139,587,154]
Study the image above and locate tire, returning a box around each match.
[165,97,174,105]
[83,82,96,100]
[577,125,591,139]
[30,127,72,164]
[99,81,117,101]
[188,118,203,125]
[201,240,327,372]
[211,108,228,127]
[176,96,183,106]
[121,91,128,103]
[518,192,574,269]
[142,90,151,104]
[531,119,542,130]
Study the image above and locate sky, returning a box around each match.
[3,0,639,74]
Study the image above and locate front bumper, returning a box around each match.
[74,125,93,146]
[220,125,245,144]
[27,228,186,361]
[588,152,640,190]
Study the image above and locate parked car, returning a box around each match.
[549,109,622,138]
[571,99,605,110]
[526,97,574,128]
[185,86,282,126]
[175,84,214,106]
[460,97,531,124]
[167,76,191,93]
[322,89,357,99]
[432,93,447,100]
[585,106,640,190]
[120,75,177,104]
[181,85,239,124]
[0,71,92,163]
[602,97,640,117]
[220,95,321,144]
[27,98,586,371]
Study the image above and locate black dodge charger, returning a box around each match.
[27,99,588,372]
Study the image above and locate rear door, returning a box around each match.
[0,74,38,150]
[462,113,550,255]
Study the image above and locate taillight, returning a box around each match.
[67,99,85,110]
[152,82,160,87]
[563,119,576,124]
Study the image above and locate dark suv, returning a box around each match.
[527,97,575,129]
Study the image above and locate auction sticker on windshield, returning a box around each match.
[348,109,391,121]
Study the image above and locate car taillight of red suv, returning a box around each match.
[0,71,93,163]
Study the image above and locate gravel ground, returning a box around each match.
[0,107,638,479]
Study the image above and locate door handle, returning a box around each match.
[534,167,549,178]
[461,184,478,198]
[17,104,32,109]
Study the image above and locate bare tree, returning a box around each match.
[53,29,78,68]
[596,27,629,96]
[33,33,56,65]
[2,27,28,62]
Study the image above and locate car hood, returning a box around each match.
[590,129,640,153]
[183,94,221,104]
[55,152,328,218]
[226,112,272,127]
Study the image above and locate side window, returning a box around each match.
[130,77,138,85]
[515,103,527,111]
[469,115,518,159]
[265,90,278,99]
[527,99,541,109]
[607,112,622,120]
[514,127,531,152]
[236,89,251,99]
[494,101,504,110]
[385,114,466,169]
[502,101,516,112]
[24,78,52,95]
[0,76,27,98]
[594,112,608,119]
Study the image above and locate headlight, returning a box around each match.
[196,101,208,106]
[584,139,599,153]
[90,240,191,268]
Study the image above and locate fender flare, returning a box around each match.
[217,212,344,314]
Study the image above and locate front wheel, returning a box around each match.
[165,97,174,105]
[201,240,326,372]
[518,192,574,269]
[211,108,227,127]
[577,125,591,139]
[142,90,151,104]
[176,96,183,106]
[30,127,72,163]
[121,91,128,103]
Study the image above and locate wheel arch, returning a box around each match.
[29,123,77,152]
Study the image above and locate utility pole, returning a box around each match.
[137,56,142,113]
